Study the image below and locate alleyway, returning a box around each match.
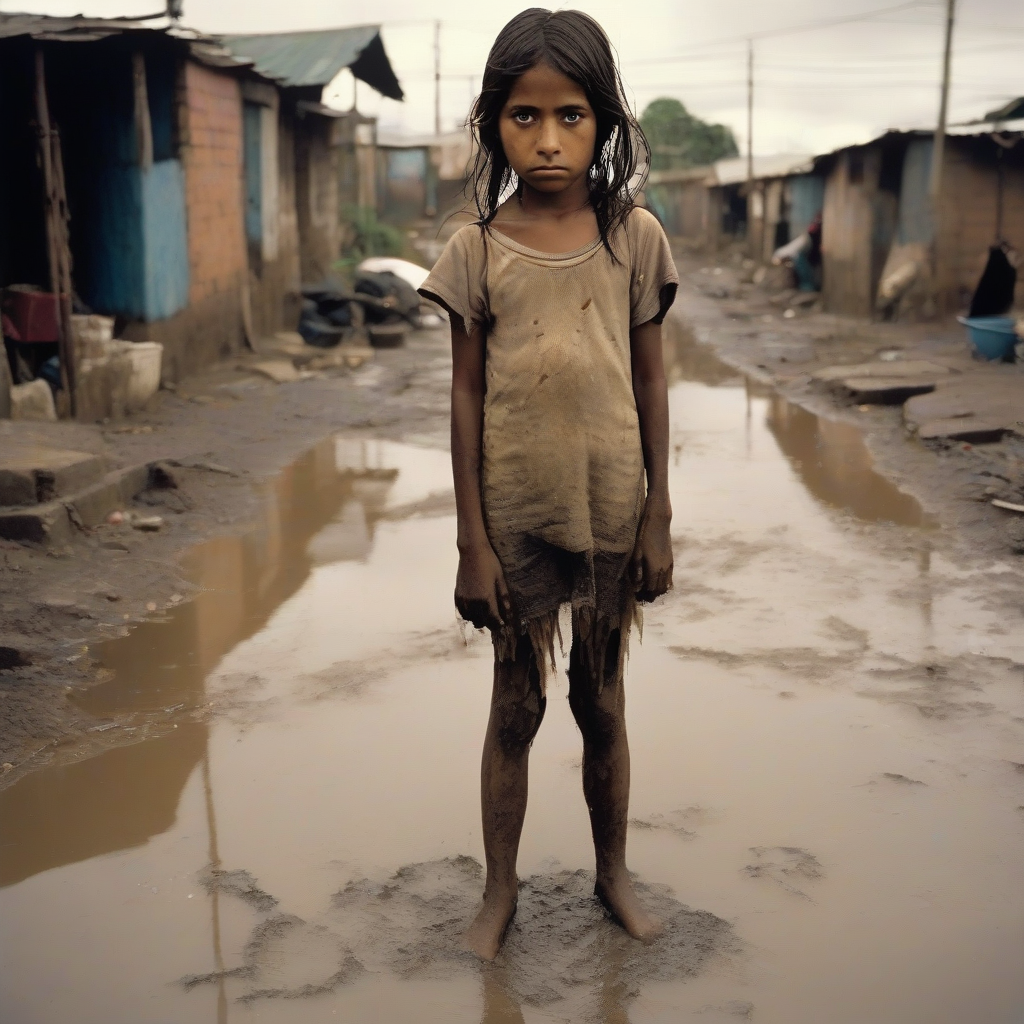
[1,318,1022,1023]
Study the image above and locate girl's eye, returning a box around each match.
[514,112,534,124]
[564,113,581,124]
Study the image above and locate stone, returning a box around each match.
[0,447,106,507]
[917,418,1008,444]
[904,375,1024,439]
[838,377,937,405]
[10,380,56,421]
[250,360,301,383]
[813,360,951,383]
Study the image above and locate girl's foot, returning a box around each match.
[462,885,518,960]
[595,871,664,942]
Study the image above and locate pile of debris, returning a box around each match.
[299,260,440,351]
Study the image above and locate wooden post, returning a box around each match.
[34,48,76,417]
[746,39,754,187]
[132,51,154,171]
[928,0,956,311]
[434,21,442,137]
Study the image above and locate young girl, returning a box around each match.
[419,8,676,961]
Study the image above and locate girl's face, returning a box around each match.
[499,62,597,195]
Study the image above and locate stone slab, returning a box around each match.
[836,377,937,405]
[904,374,1024,437]
[250,360,301,383]
[916,418,1008,443]
[0,447,106,507]
[813,360,951,383]
[0,462,150,545]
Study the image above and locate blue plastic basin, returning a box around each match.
[957,315,1018,361]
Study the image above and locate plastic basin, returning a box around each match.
[957,315,1018,361]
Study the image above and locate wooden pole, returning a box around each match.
[746,39,754,186]
[434,20,441,137]
[34,48,76,417]
[928,0,956,311]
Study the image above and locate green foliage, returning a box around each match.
[640,98,739,172]
[335,206,405,275]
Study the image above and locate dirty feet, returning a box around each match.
[462,885,518,961]
[595,871,664,942]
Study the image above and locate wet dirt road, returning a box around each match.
[2,325,1023,1024]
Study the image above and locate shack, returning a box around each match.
[814,114,1024,318]
[0,15,403,419]
[644,154,819,257]
[376,130,473,224]
[222,27,403,283]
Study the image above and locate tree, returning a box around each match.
[640,98,738,171]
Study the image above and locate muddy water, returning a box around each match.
[2,328,1023,1024]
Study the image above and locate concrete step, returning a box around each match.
[0,463,151,546]
[0,446,107,507]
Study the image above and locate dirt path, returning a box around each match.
[1,319,1022,1022]
[0,329,453,776]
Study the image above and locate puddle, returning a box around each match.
[1,329,1023,1023]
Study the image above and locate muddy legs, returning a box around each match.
[464,636,546,960]
[568,630,663,943]
[466,627,659,960]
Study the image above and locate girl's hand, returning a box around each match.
[455,543,512,631]
[631,501,673,603]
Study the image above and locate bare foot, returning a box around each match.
[595,871,664,942]
[462,886,518,960]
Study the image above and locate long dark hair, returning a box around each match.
[468,8,649,256]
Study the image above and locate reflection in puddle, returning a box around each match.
[1,329,1022,1024]
[661,315,926,527]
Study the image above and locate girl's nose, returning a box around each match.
[536,117,561,156]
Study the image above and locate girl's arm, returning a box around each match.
[450,315,511,629]
[630,319,674,601]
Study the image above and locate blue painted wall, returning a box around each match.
[243,102,263,245]
[789,175,824,238]
[79,50,189,322]
[142,161,189,320]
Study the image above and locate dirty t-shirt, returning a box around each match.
[420,207,677,638]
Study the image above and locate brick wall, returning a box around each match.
[181,61,247,305]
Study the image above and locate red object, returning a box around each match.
[1,290,60,343]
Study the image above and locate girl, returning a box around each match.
[419,8,676,961]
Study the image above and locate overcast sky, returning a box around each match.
[11,0,1024,155]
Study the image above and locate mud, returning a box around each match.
[1,305,1024,1022]
[179,856,732,1019]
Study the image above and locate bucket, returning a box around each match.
[957,315,1018,361]
[123,341,163,412]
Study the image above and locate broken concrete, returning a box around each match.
[0,462,151,545]
[0,447,107,507]
[812,360,952,383]
[904,374,1024,442]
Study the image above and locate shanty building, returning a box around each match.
[0,14,402,417]
[814,110,1024,319]
[221,26,403,284]
[644,154,821,259]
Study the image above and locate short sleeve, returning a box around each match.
[628,209,679,327]
[417,226,488,330]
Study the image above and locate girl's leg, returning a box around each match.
[567,629,663,941]
[464,634,546,960]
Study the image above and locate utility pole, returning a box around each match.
[434,20,441,137]
[746,39,754,186]
[929,0,955,203]
[928,0,956,310]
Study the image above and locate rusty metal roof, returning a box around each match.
[221,26,403,100]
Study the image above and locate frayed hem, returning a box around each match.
[493,594,640,695]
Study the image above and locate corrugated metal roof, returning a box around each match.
[222,26,403,100]
[0,12,161,41]
[713,154,815,185]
